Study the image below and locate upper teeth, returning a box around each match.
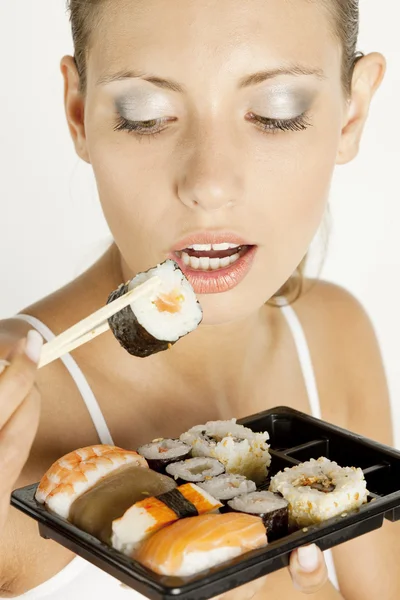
[187,243,240,251]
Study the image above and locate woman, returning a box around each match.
[0,1,397,598]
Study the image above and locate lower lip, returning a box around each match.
[168,246,258,294]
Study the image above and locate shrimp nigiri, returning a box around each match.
[36,445,148,518]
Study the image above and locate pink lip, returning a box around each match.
[171,231,254,252]
[168,245,258,294]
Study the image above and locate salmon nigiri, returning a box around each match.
[134,512,267,577]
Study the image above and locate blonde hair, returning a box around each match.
[66,0,361,302]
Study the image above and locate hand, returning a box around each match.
[213,543,328,599]
[0,330,43,534]
[289,544,328,593]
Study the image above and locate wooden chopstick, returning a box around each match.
[38,276,162,369]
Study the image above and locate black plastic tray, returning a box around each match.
[11,406,400,599]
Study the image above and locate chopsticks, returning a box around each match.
[38,276,162,369]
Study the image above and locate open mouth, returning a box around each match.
[174,243,252,272]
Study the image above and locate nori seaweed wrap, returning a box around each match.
[107,259,202,358]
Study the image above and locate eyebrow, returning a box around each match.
[97,65,326,91]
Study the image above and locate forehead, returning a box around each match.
[88,0,341,87]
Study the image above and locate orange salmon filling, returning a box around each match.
[153,290,184,313]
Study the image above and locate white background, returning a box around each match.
[0,2,399,441]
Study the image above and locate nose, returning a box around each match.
[176,124,244,212]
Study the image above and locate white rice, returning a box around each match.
[198,474,257,501]
[166,457,225,482]
[228,491,288,514]
[159,547,245,577]
[138,439,190,461]
[128,259,202,342]
[180,419,271,484]
[269,456,368,527]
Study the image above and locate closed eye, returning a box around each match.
[113,111,311,139]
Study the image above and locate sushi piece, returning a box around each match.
[138,439,191,472]
[228,491,289,541]
[107,260,202,358]
[198,474,257,502]
[69,466,176,544]
[112,483,222,554]
[269,456,368,528]
[134,512,268,577]
[35,445,148,519]
[180,419,271,484]
[166,457,225,483]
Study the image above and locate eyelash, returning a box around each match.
[113,112,311,139]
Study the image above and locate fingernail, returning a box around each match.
[25,330,44,364]
[297,544,319,572]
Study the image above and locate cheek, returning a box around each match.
[86,126,173,267]
[251,103,342,248]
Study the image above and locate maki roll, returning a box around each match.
[228,491,288,541]
[137,439,191,472]
[166,457,225,483]
[269,457,368,528]
[112,483,222,554]
[198,474,257,502]
[134,513,268,577]
[180,419,271,484]
[108,259,202,358]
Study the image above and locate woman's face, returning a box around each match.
[82,0,347,323]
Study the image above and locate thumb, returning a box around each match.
[289,544,328,594]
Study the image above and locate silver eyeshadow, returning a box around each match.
[250,85,316,120]
[115,89,173,121]
[115,85,316,122]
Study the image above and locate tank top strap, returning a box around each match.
[275,298,322,420]
[14,314,115,446]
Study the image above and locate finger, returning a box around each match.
[0,330,43,429]
[0,386,41,495]
[289,544,328,594]
[0,359,10,376]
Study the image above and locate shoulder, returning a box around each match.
[292,279,393,445]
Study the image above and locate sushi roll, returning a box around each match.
[107,260,202,358]
[134,512,268,577]
[198,474,257,502]
[112,483,222,554]
[180,419,271,484]
[166,457,225,483]
[269,456,368,528]
[137,439,191,472]
[228,491,289,541]
[35,445,148,519]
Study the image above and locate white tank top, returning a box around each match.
[13,301,339,598]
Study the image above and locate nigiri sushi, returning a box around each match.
[35,445,148,519]
[69,466,176,544]
[112,483,222,554]
[269,457,368,528]
[108,260,203,358]
[134,513,268,577]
